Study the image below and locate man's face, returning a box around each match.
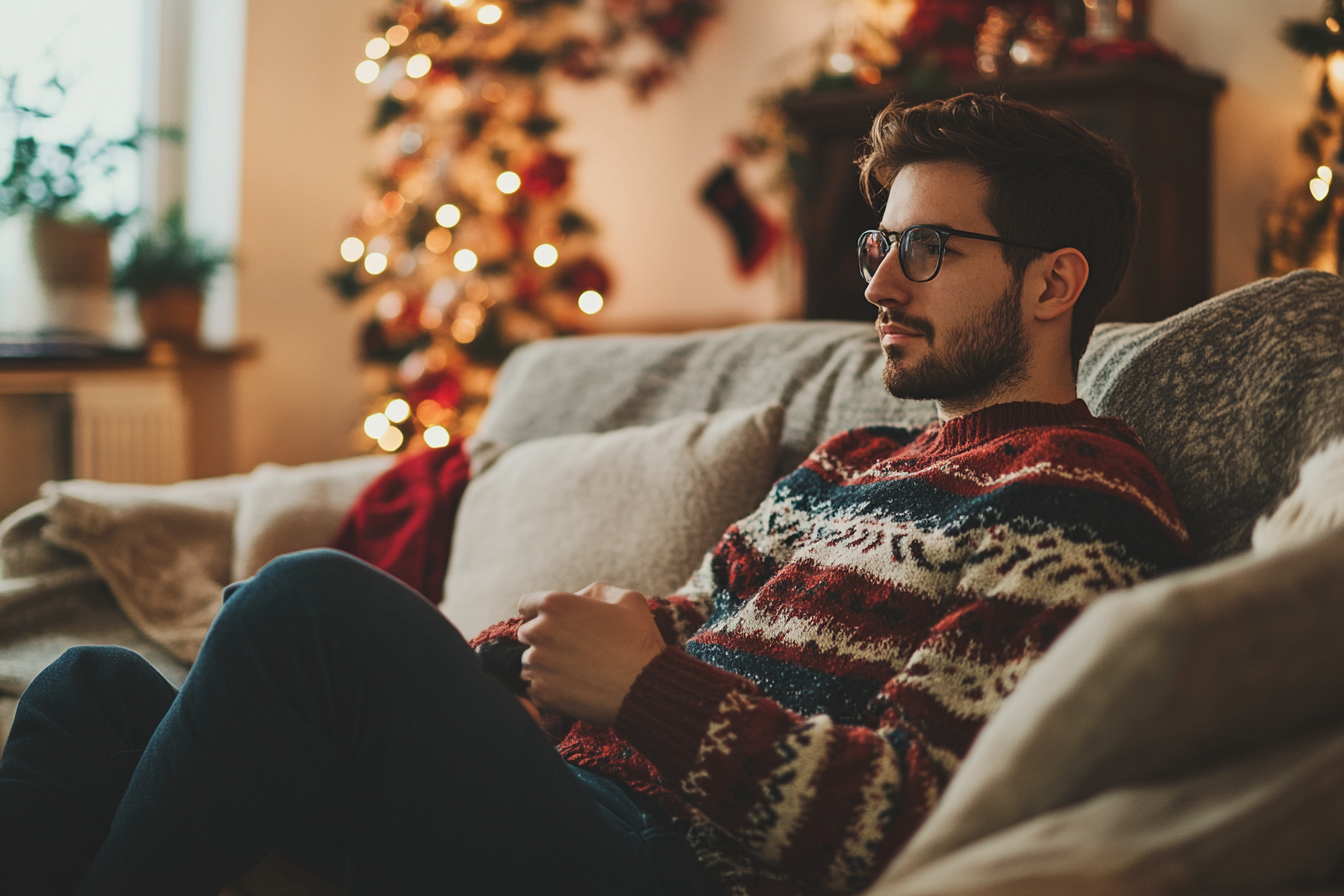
[865,161,1031,412]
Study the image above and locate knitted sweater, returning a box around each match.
[474,399,1191,896]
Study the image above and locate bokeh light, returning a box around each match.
[386,24,410,45]
[406,54,432,79]
[578,290,604,314]
[478,4,502,24]
[435,203,461,227]
[385,398,411,423]
[340,237,365,262]
[424,228,453,254]
[364,413,390,439]
[364,252,388,275]
[424,426,451,448]
[453,249,478,271]
[378,427,405,452]
[533,243,558,267]
[365,37,390,59]
[355,60,380,84]
[496,171,521,194]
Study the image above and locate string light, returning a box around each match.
[355,60,380,84]
[364,413,390,439]
[435,204,461,227]
[424,426,451,448]
[478,4,502,24]
[364,252,388,274]
[340,237,365,262]
[365,37,390,59]
[377,427,405,452]
[1310,176,1330,201]
[385,24,409,45]
[1319,165,1334,184]
[533,243,558,267]
[578,290,604,314]
[496,171,521,194]
[406,54,432,79]
[829,52,854,74]
[385,398,411,422]
[453,249,478,271]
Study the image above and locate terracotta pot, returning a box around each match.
[138,285,203,345]
[30,216,111,287]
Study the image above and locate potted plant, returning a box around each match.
[114,202,230,345]
[0,74,172,338]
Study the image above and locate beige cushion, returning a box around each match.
[231,455,393,581]
[443,403,784,639]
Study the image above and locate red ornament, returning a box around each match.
[405,367,463,412]
[520,152,572,199]
[558,257,611,296]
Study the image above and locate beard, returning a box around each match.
[881,277,1030,410]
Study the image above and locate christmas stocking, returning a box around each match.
[700,164,779,276]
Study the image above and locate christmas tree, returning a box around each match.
[1260,0,1344,276]
[331,0,719,454]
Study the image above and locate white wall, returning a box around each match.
[233,0,382,469]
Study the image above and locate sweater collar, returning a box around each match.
[922,398,1093,455]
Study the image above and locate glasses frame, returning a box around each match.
[857,226,1057,284]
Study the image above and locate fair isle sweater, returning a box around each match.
[474,399,1192,896]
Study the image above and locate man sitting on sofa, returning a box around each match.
[1,93,1191,896]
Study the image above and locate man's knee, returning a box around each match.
[220,548,427,633]
[22,646,172,726]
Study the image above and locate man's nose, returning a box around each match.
[865,251,912,309]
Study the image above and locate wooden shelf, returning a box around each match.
[782,61,1226,323]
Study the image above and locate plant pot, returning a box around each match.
[137,285,203,345]
[25,215,114,339]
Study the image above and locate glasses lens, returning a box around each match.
[901,227,943,282]
[857,230,888,283]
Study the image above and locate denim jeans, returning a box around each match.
[0,549,713,896]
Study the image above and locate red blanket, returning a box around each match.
[329,442,471,603]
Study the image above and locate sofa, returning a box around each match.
[3,268,1344,894]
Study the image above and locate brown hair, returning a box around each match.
[857,92,1139,369]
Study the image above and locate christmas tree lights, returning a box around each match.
[333,0,720,453]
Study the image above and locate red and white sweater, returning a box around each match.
[475,399,1191,895]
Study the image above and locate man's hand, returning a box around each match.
[516,582,666,726]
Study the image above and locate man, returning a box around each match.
[0,93,1190,896]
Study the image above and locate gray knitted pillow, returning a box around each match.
[1079,270,1344,559]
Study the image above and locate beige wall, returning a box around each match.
[230,0,1327,468]
[234,0,381,470]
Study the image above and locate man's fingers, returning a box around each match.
[517,589,575,620]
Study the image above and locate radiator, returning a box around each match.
[71,372,188,484]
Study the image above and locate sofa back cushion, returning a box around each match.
[1079,269,1344,558]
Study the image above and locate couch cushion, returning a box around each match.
[443,404,784,639]
[1079,269,1344,559]
[879,524,1344,887]
[471,321,938,479]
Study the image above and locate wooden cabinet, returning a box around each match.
[782,61,1225,323]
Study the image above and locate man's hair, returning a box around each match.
[857,92,1139,369]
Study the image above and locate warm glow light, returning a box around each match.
[385,398,411,423]
[365,37,390,59]
[424,426,451,448]
[340,237,365,262]
[477,4,502,23]
[368,234,392,254]
[578,290,604,314]
[420,305,444,329]
[480,81,506,103]
[1329,53,1344,96]
[355,60,380,84]
[1310,177,1330,202]
[1330,17,1341,33]
[1319,165,1334,185]
[453,249,478,271]
[451,319,478,343]
[829,52,854,74]
[447,0,470,7]
[378,427,405,452]
[364,413,391,439]
[424,227,453,253]
[406,54,432,78]
[435,204,461,227]
[496,171,521,194]
[1009,42,1031,64]
[364,252,388,274]
[376,291,405,320]
[533,243,558,267]
[417,399,443,424]
[386,24,410,45]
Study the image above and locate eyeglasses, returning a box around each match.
[857,226,1056,284]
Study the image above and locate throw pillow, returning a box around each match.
[442,403,784,639]
[1252,437,1344,554]
[879,526,1344,887]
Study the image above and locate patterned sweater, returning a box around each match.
[475,399,1191,895]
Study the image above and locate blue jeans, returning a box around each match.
[0,549,714,896]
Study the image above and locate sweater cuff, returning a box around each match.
[614,646,750,780]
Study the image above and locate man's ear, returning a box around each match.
[1030,248,1089,322]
